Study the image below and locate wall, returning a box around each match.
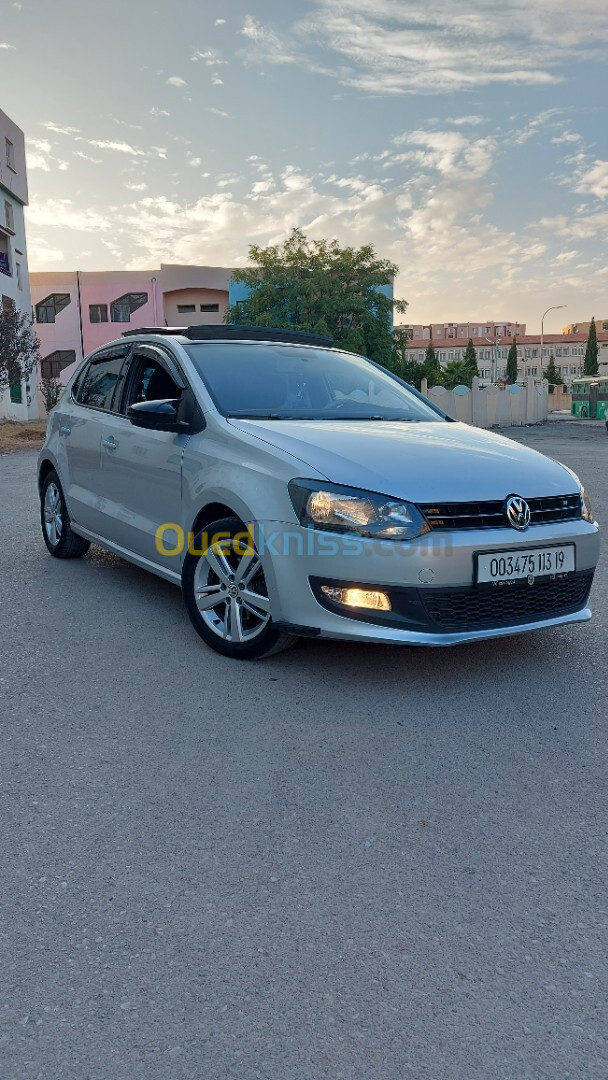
[422,377,549,427]
[163,288,228,326]
[0,109,38,419]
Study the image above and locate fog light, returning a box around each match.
[321,586,391,611]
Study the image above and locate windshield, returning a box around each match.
[185,343,444,422]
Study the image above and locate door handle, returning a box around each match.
[102,436,118,452]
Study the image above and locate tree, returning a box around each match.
[39,376,63,413]
[0,304,40,398]
[227,228,408,367]
[443,360,475,389]
[463,338,478,378]
[506,336,518,384]
[543,354,563,386]
[583,316,599,375]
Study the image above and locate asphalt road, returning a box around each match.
[1,421,606,1080]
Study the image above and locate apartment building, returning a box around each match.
[0,108,38,419]
[563,318,608,335]
[30,264,232,385]
[404,331,608,385]
[398,320,526,343]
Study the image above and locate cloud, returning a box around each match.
[211,74,224,85]
[42,121,81,136]
[0,41,15,49]
[215,18,226,25]
[208,107,231,119]
[73,151,103,164]
[551,131,582,144]
[191,49,227,65]
[446,116,486,127]
[26,237,65,266]
[150,107,171,117]
[239,1,608,95]
[124,181,148,191]
[88,139,146,155]
[166,75,187,87]
[575,160,608,200]
[240,16,297,64]
[27,199,110,232]
[26,139,53,171]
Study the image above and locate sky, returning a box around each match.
[1,0,607,331]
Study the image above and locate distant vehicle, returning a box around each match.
[38,325,600,660]
[570,376,608,420]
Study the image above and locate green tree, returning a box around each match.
[0,303,40,398]
[443,359,475,389]
[228,228,408,367]
[543,354,563,385]
[583,316,599,375]
[463,338,478,378]
[506,336,518,383]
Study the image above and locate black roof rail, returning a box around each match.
[122,323,334,347]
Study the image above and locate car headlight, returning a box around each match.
[288,480,430,540]
[581,486,595,523]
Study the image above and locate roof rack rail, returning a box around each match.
[122,324,334,347]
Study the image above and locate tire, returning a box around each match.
[40,470,91,559]
[182,516,296,660]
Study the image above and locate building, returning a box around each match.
[397,320,526,343]
[563,319,608,335]
[0,108,38,419]
[30,264,232,387]
[404,331,608,385]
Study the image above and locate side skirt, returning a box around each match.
[70,524,182,586]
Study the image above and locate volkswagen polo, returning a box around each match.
[38,325,600,659]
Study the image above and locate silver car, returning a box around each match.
[38,325,600,659]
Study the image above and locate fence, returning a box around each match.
[420,377,549,428]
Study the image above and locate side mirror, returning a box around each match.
[127,398,189,433]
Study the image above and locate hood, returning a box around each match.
[227,418,578,502]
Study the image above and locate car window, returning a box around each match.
[127,356,182,407]
[78,353,128,411]
[184,343,444,422]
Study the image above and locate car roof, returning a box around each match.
[121,324,334,347]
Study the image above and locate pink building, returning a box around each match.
[30,264,232,384]
[398,320,526,343]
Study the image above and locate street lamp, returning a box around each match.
[484,336,497,382]
[540,304,566,375]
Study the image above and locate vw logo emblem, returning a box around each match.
[505,495,531,531]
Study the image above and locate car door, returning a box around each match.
[95,345,189,572]
[56,344,132,534]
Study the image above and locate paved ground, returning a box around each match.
[1,421,606,1080]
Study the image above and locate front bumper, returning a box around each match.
[259,519,600,646]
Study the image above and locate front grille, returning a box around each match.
[422,571,594,631]
[420,494,581,531]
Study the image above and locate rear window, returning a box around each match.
[185,343,443,422]
[78,354,126,411]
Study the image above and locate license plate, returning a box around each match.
[476,544,575,584]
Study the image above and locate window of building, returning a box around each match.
[110,292,148,323]
[200,303,220,312]
[40,350,77,380]
[89,304,108,323]
[4,201,14,232]
[35,293,71,323]
[177,304,196,314]
[5,138,15,171]
[2,294,14,313]
[16,262,22,290]
[0,233,10,276]
[78,353,127,410]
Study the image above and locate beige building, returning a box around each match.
[397,319,525,343]
[563,319,608,335]
[405,331,608,386]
